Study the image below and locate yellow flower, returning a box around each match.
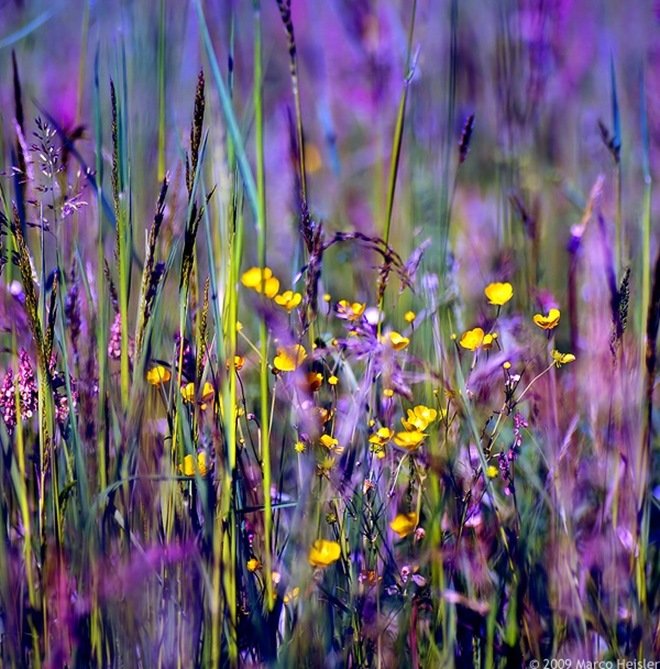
[551,349,576,367]
[533,308,561,330]
[404,310,416,323]
[246,558,260,572]
[337,299,366,322]
[401,405,437,432]
[308,539,341,567]
[273,344,307,372]
[484,282,513,306]
[179,452,209,477]
[146,365,171,387]
[393,430,426,451]
[319,434,339,450]
[323,293,332,303]
[201,381,215,402]
[482,333,496,350]
[389,512,418,538]
[294,440,306,453]
[370,442,387,459]
[240,267,280,298]
[283,586,300,604]
[459,327,485,351]
[383,331,409,351]
[226,355,245,371]
[181,382,196,403]
[486,465,499,478]
[383,388,394,398]
[369,427,394,446]
[274,290,302,312]
[327,375,339,386]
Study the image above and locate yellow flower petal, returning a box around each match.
[393,430,426,451]
[273,344,307,372]
[459,327,485,351]
[308,539,341,567]
[327,375,339,386]
[384,331,410,351]
[179,452,209,477]
[201,381,215,403]
[368,427,394,446]
[146,365,171,387]
[533,308,561,330]
[484,282,513,306]
[389,512,418,538]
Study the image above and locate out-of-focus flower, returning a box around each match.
[551,350,575,367]
[273,344,306,372]
[383,331,409,350]
[108,312,122,360]
[179,451,209,477]
[486,465,499,478]
[390,512,418,538]
[18,350,37,419]
[459,327,485,350]
[482,333,496,350]
[305,371,323,392]
[226,355,245,371]
[181,382,196,403]
[533,308,560,330]
[294,440,306,453]
[327,375,339,386]
[283,586,300,604]
[308,539,341,567]
[241,267,280,298]
[404,310,416,323]
[147,365,171,386]
[393,430,426,451]
[201,381,215,402]
[369,426,393,445]
[246,558,260,572]
[401,405,437,432]
[484,282,513,306]
[0,370,16,432]
[336,300,366,322]
[319,434,338,449]
[274,290,302,312]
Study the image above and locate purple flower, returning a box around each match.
[0,369,16,433]
[18,349,38,419]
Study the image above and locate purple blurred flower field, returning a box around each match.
[0,1,657,667]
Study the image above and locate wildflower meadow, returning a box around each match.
[0,1,658,667]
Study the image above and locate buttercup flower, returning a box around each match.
[383,331,409,351]
[369,427,394,446]
[319,434,339,449]
[533,308,561,330]
[181,382,196,403]
[393,430,426,451]
[241,267,280,298]
[459,327,485,351]
[551,350,576,367]
[390,512,418,538]
[273,344,307,372]
[308,539,341,567]
[401,405,437,432]
[246,558,260,572]
[484,282,513,306]
[274,290,302,312]
[336,300,366,322]
[180,451,209,477]
[147,365,171,386]
[404,310,416,323]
